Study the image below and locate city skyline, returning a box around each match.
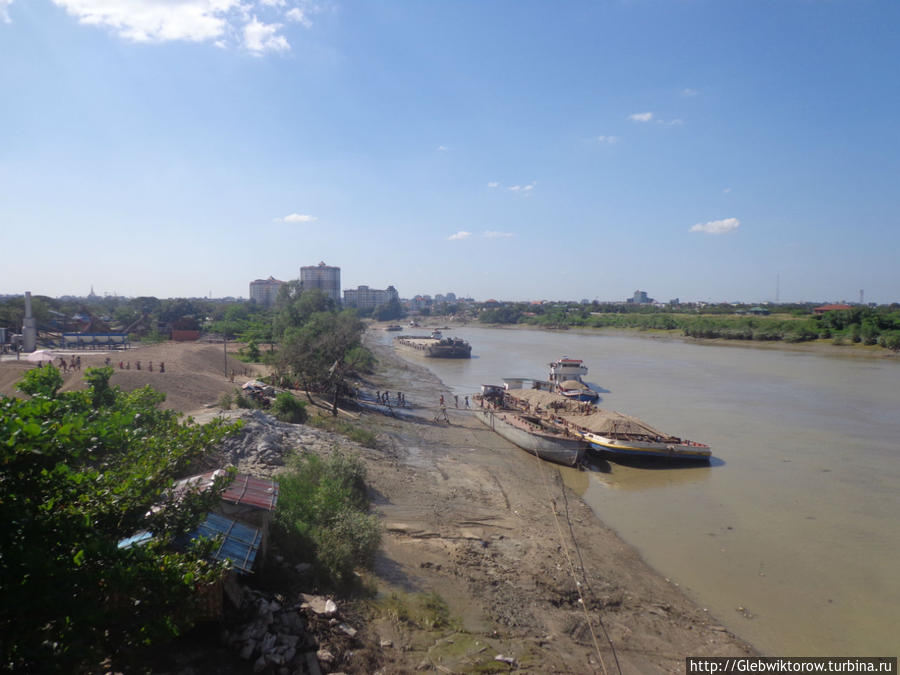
[2,1,899,304]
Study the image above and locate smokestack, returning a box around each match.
[23,291,37,352]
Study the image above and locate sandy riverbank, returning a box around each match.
[354,336,754,672]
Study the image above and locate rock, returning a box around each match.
[316,648,334,665]
[325,599,338,615]
[300,593,337,616]
[239,641,256,660]
[379,639,393,648]
[252,655,267,673]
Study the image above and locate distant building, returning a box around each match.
[408,295,432,312]
[813,304,853,315]
[629,290,652,304]
[249,277,285,307]
[343,285,399,311]
[300,262,341,305]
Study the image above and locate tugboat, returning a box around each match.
[548,357,599,402]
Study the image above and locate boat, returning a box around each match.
[474,385,586,467]
[548,357,599,402]
[394,332,471,358]
[498,387,711,464]
[384,324,402,331]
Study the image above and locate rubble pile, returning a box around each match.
[222,587,368,674]
[207,409,362,478]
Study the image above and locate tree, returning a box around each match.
[0,366,237,671]
[278,311,371,414]
[373,297,405,321]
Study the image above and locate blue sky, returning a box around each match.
[1,0,898,304]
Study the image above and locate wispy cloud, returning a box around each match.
[508,181,536,193]
[690,217,740,235]
[277,213,317,223]
[629,112,654,123]
[723,187,732,194]
[244,15,289,53]
[487,181,500,188]
[681,88,699,96]
[659,118,683,126]
[448,231,472,241]
[483,230,513,239]
[595,135,619,144]
[630,111,683,127]
[436,145,448,151]
[43,1,319,51]
[1,0,12,23]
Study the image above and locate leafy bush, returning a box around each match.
[274,450,380,586]
[308,414,378,448]
[271,392,307,424]
[0,367,237,671]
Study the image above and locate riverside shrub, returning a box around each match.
[274,450,380,585]
[271,392,307,424]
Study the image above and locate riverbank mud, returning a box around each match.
[353,335,754,672]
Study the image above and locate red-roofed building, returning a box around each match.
[813,304,853,315]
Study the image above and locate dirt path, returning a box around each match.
[353,337,754,673]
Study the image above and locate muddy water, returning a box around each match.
[376,326,900,656]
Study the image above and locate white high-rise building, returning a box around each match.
[300,262,341,304]
[343,285,399,310]
[249,277,285,306]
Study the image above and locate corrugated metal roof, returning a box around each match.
[222,473,279,511]
[174,470,279,511]
[190,513,262,574]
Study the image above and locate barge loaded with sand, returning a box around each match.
[394,330,472,358]
[483,384,711,464]
[475,385,586,467]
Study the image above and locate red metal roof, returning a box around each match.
[174,470,279,511]
[222,473,279,511]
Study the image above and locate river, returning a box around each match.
[376,325,900,657]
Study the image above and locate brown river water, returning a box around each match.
[376,325,900,657]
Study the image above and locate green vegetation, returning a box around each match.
[273,450,381,587]
[271,392,308,424]
[0,366,238,671]
[273,287,375,414]
[478,302,900,351]
[307,413,378,448]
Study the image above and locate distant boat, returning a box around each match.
[394,333,472,358]
[385,324,402,331]
[548,357,599,402]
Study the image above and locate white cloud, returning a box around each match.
[659,118,683,126]
[244,15,289,53]
[1,0,12,23]
[483,230,513,239]
[436,145,448,151]
[595,135,619,144]
[690,217,740,235]
[681,88,699,96]
[44,1,317,50]
[487,181,499,188]
[278,213,317,223]
[285,7,310,26]
[723,187,732,194]
[629,112,654,122]
[508,181,536,193]
[448,231,472,241]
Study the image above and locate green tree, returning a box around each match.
[278,311,370,414]
[0,366,237,671]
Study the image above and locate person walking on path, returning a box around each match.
[465,395,470,409]
[454,394,459,408]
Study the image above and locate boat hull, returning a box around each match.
[394,336,472,358]
[581,432,711,463]
[475,409,585,467]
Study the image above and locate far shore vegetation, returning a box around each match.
[2,293,899,356]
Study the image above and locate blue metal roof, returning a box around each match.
[189,513,262,574]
